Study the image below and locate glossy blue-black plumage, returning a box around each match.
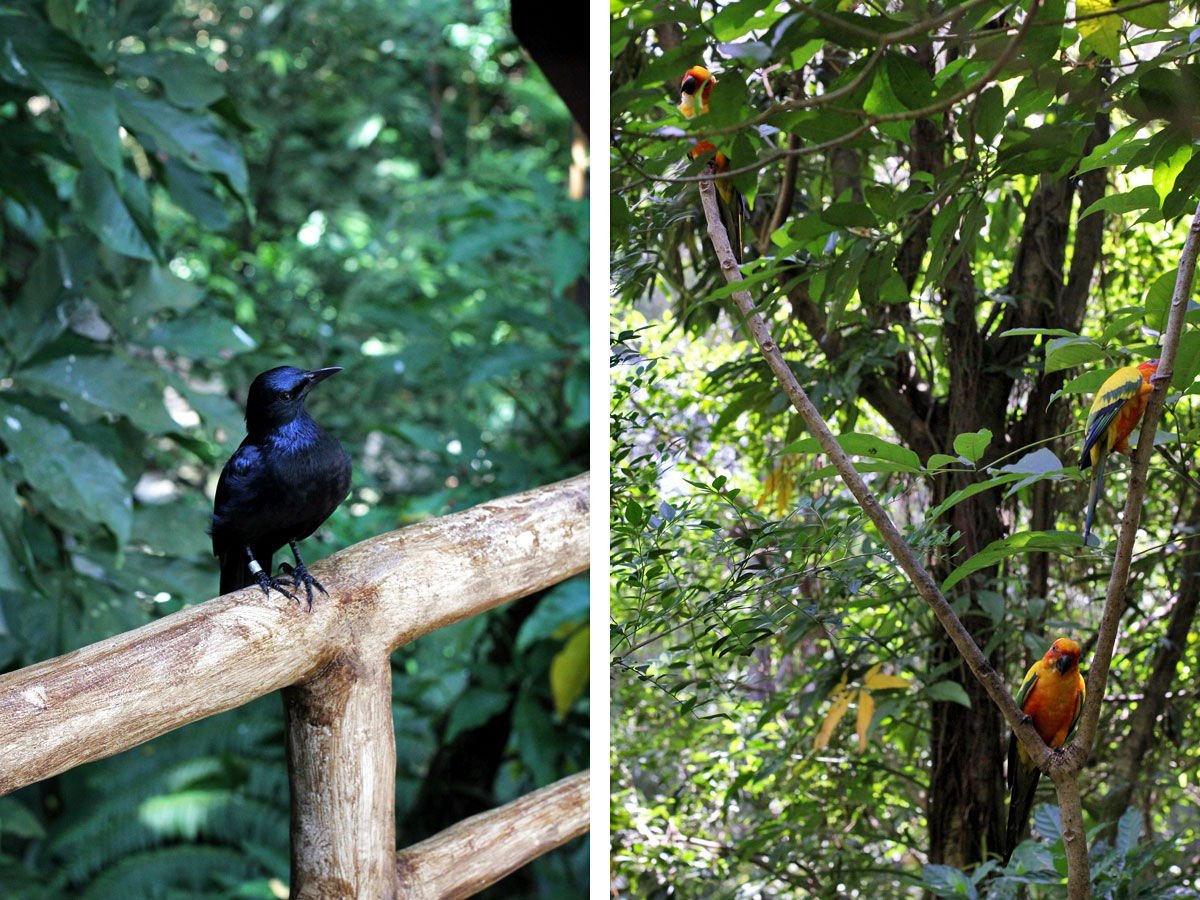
[211,366,352,606]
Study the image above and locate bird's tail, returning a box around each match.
[1083,452,1107,543]
[715,180,745,264]
[219,549,254,596]
[1004,756,1041,863]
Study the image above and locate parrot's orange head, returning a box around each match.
[687,139,728,170]
[1139,358,1160,380]
[678,65,716,118]
[1046,638,1082,675]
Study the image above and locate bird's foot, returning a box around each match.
[279,561,327,609]
[250,564,299,603]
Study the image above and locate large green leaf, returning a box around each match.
[781,432,922,473]
[1077,0,1121,60]
[885,52,935,110]
[159,156,234,231]
[1121,0,1168,27]
[139,315,257,358]
[0,14,122,175]
[952,429,992,464]
[115,88,249,196]
[1079,184,1158,220]
[1045,335,1107,373]
[118,51,226,109]
[943,531,1078,591]
[0,240,91,364]
[75,157,157,260]
[128,264,206,322]
[0,399,132,544]
[17,354,176,434]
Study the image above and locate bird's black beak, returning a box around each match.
[302,367,342,395]
[681,74,699,96]
[1055,652,1076,675]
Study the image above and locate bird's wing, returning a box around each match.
[1068,674,1085,738]
[212,442,262,552]
[1014,664,1040,711]
[1079,366,1145,468]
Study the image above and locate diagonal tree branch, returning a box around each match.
[1072,200,1200,763]
[694,172,1048,765]
[694,170,1200,900]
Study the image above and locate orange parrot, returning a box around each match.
[678,65,746,262]
[1079,358,1159,542]
[1004,637,1085,863]
[678,65,716,119]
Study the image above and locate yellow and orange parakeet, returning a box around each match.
[678,65,716,118]
[1004,637,1085,863]
[678,65,746,262]
[1079,358,1160,542]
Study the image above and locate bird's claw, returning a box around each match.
[253,568,299,603]
[279,561,327,609]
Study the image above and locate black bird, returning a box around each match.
[211,366,352,607]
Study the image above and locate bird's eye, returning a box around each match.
[281,390,294,400]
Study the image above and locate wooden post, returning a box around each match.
[284,643,398,900]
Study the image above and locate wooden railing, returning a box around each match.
[0,473,590,900]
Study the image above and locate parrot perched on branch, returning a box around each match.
[1004,637,1085,863]
[1079,358,1160,542]
[678,65,746,262]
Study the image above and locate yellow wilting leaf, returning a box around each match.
[549,625,589,719]
[814,672,850,751]
[816,665,913,751]
[1077,0,1121,60]
[774,467,793,518]
[756,466,779,511]
[864,662,912,691]
[756,454,796,516]
[856,689,874,752]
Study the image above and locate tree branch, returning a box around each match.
[394,771,589,899]
[694,173,1051,772]
[1057,200,1200,896]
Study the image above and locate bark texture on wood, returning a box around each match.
[0,473,589,797]
[395,771,589,900]
[285,647,398,900]
[1098,493,1200,829]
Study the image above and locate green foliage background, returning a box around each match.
[612,0,1200,896]
[0,0,588,896]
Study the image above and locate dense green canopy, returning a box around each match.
[612,0,1200,896]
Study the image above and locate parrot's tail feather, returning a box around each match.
[1083,452,1107,543]
[1004,764,1041,863]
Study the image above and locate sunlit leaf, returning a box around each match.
[549,626,589,718]
[1076,0,1122,60]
